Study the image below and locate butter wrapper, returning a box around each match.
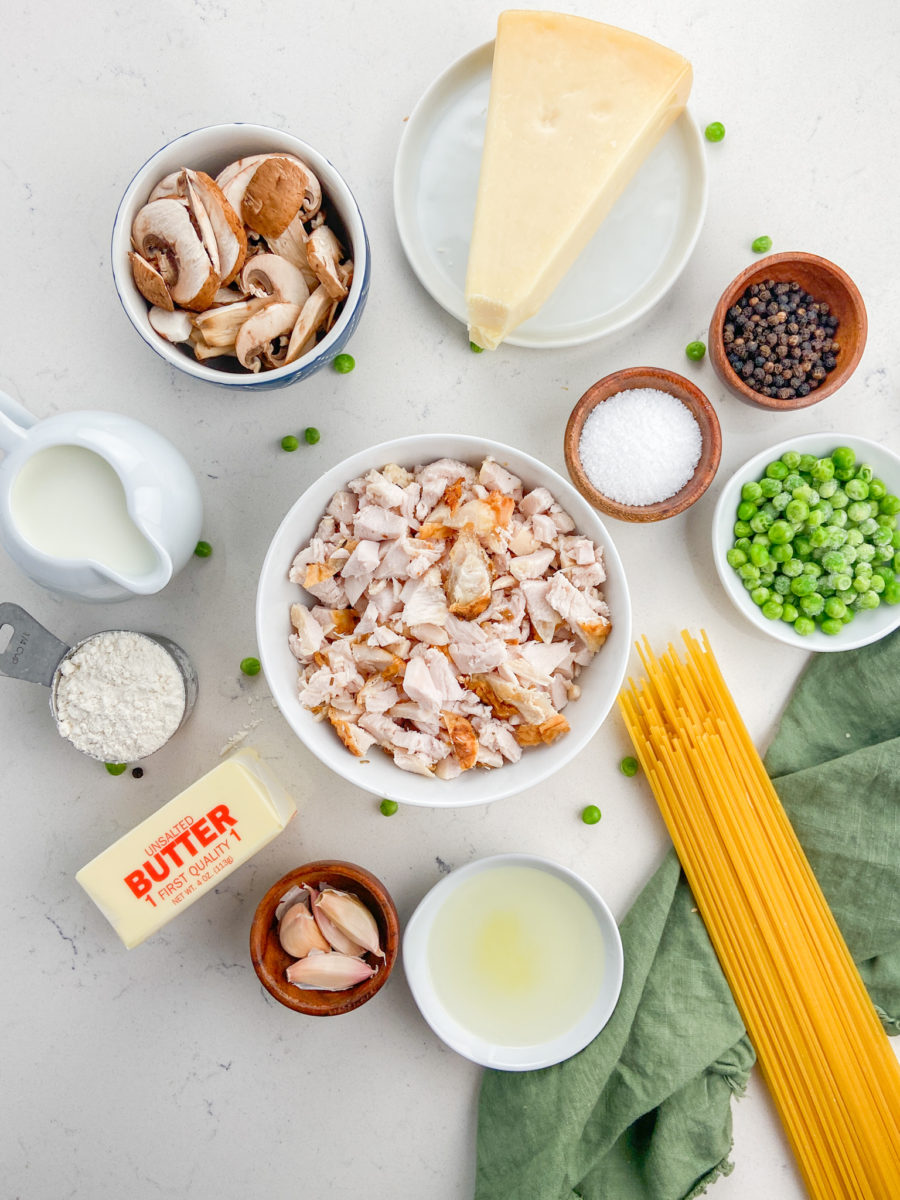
[76,749,295,948]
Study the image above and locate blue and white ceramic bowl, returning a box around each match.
[111,123,370,390]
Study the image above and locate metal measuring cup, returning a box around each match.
[0,602,198,760]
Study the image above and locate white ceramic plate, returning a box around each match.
[403,854,624,1070]
[713,433,900,652]
[256,434,631,808]
[393,41,708,349]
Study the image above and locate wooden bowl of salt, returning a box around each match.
[564,367,722,523]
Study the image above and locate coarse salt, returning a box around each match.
[578,388,702,506]
[54,631,185,761]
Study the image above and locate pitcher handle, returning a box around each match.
[0,391,36,454]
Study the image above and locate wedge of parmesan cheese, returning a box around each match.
[465,11,692,350]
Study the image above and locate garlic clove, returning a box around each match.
[310,890,367,958]
[278,899,331,959]
[314,886,385,959]
[285,950,376,992]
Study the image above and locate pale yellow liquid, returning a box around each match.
[11,446,159,577]
[427,865,606,1046]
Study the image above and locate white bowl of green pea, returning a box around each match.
[713,434,900,651]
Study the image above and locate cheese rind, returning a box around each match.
[465,11,692,349]
[76,749,295,948]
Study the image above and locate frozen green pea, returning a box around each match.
[858,590,881,610]
[790,575,816,597]
[741,481,763,503]
[883,579,900,605]
[380,798,399,816]
[761,599,783,620]
[868,479,887,501]
[781,602,799,623]
[759,477,783,498]
[785,499,809,524]
[832,446,855,471]
[620,756,639,777]
[737,500,757,522]
[734,520,752,538]
[821,618,844,635]
[752,235,773,253]
[817,479,838,499]
[845,478,869,501]
[794,616,816,636]
[750,586,770,606]
[704,121,726,142]
[773,575,792,595]
[726,547,748,568]
[799,593,824,616]
[582,805,603,825]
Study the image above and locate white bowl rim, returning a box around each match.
[256,432,632,807]
[111,121,368,387]
[402,852,625,1070]
[713,431,900,653]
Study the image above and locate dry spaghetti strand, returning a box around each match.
[619,631,900,1200]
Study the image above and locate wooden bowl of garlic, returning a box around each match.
[250,861,399,1015]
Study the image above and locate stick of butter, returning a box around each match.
[76,749,296,948]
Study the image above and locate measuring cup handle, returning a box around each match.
[0,603,70,687]
[0,391,36,454]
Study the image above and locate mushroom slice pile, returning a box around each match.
[131,151,354,372]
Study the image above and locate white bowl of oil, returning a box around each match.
[403,854,624,1071]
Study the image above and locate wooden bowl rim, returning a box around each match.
[563,366,722,523]
[708,251,867,410]
[249,860,400,1016]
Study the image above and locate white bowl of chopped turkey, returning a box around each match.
[256,435,631,807]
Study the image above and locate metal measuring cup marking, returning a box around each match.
[0,603,198,760]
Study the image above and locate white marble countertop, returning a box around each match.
[1,1,898,1196]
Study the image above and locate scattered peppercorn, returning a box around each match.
[194,540,212,557]
[722,279,840,401]
[581,804,602,825]
[105,763,128,775]
[751,235,773,254]
[304,427,321,444]
[620,756,639,777]
[333,353,355,374]
[685,340,706,361]
[240,657,261,676]
[470,341,484,353]
[380,798,399,816]
[132,767,144,779]
[281,434,299,452]
[704,121,725,142]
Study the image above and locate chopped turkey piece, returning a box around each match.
[472,673,558,725]
[357,675,400,714]
[417,459,476,511]
[508,522,539,556]
[549,504,576,533]
[401,579,448,628]
[435,756,463,780]
[520,487,555,516]
[546,572,611,652]
[326,491,358,524]
[519,579,559,644]
[390,702,441,736]
[446,527,492,619]
[531,512,558,544]
[403,657,444,712]
[408,623,449,645]
[509,547,556,581]
[442,711,479,770]
[515,714,571,745]
[475,717,524,763]
[354,505,407,541]
[392,751,435,776]
[341,539,380,578]
[363,468,406,509]
[327,708,378,757]
[289,603,325,660]
[479,457,523,497]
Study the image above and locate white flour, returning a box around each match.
[54,631,185,761]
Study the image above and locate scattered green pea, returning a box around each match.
[105,763,128,775]
[194,540,213,558]
[304,427,321,444]
[380,798,399,816]
[685,340,706,361]
[751,235,773,254]
[704,121,726,142]
[333,353,356,374]
[469,341,484,353]
[240,657,261,676]
[281,434,299,452]
[581,804,602,825]
[620,756,639,777]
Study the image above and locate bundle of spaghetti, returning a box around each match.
[618,630,900,1200]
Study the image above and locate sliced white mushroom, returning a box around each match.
[267,213,318,288]
[235,302,302,372]
[306,226,348,300]
[192,297,268,347]
[129,250,173,310]
[148,171,186,202]
[241,156,322,240]
[189,330,238,361]
[239,253,310,306]
[211,285,249,305]
[284,285,332,364]
[132,198,219,312]
[184,169,247,285]
[215,154,270,201]
[183,171,220,276]
[148,306,193,343]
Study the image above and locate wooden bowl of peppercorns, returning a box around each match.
[709,252,867,410]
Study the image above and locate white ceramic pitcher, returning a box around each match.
[0,392,203,601]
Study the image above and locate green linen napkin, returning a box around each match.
[475,631,900,1200]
